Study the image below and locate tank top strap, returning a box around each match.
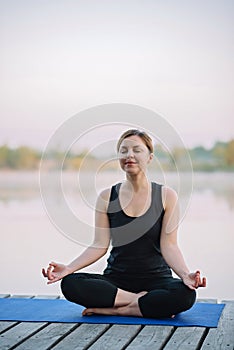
[151,182,164,215]
[107,183,121,214]
[109,183,121,201]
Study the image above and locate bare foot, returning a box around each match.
[82,291,148,317]
[82,306,118,316]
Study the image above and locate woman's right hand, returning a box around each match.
[42,262,72,284]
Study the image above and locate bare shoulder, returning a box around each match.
[96,187,112,212]
[99,188,111,201]
[161,185,178,210]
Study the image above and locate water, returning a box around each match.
[0,171,233,301]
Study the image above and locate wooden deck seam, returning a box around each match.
[8,323,49,350]
[196,328,210,350]
[0,322,20,335]
[121,324,145,350]
[44,323,81,350]
[159,326,177,350]
[80,324,115,350]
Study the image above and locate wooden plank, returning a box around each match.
[163,327,206,350]
[11,295,34,299]
[197,299,217,303]
[33,295,60,299]
[125,325,174,350]
[0,295,32,337]
[0,295,59,349]
[200,300,234,350]
[13,323,78,350]
[52,323,110,350]
[0,322,18,334]
[88,324,141,350]
[0,322,47,350]
[126,299,216,349]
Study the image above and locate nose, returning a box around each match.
[126,149,134,158]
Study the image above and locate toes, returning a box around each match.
[82,308,94,316]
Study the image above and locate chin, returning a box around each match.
[125,168,140,175]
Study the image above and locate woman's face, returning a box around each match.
[118,135,153,174]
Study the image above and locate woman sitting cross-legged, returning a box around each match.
[42,129,206,318]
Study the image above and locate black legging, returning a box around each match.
[61,272,196,318]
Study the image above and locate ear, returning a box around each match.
[148,152,154,163]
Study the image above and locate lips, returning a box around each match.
[125,161,137,165]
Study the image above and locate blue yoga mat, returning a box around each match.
[0,298,224,328]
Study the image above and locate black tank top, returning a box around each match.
[103,182,172,278]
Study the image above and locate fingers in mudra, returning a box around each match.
[195,271,206,288]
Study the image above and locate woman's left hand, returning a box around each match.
[182,270,207,290]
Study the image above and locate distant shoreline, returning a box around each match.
[1,139,234,172]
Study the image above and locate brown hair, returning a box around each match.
[117,129,154,153]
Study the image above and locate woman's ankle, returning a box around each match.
[114,289,136,307]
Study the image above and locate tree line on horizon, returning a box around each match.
[0,139,233,171]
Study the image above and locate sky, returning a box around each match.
[0,0,233,150]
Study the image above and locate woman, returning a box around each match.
[42,129,206,318]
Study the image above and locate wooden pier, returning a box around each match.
[0,295,233,350]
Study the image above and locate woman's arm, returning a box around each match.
[66,189,111,272]
[42,189,111,284]
[160,186,206,290]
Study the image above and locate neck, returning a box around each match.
[125,173,150,192]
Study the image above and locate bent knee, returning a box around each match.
[138,284,196,318]
[187,288,196,307]
[60,274,75,300]
[179,285,196,311]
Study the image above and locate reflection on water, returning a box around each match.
[192,172,234,210]
[0,171,234,211]
[0,171,233,299]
